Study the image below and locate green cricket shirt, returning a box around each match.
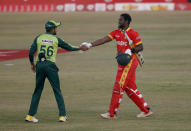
[29,33,80,64]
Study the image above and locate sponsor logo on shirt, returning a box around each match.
[117,41,128,46]
[42,39,53,44]
[115,35,120,38]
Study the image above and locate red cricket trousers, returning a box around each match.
[109,55,150,117]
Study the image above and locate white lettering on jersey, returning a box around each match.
[117,41,128,46]
[115,35,120,38]
[42,39,53,44]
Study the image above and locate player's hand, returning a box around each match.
[31,63,36,73]
[80,45,89,51]
[80,42,92,49]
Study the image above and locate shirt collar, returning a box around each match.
[46,32,55,35]
[126,27,131,32]
[119,27,131,32]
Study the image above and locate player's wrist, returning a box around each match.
[131,48,136,53]
[31,62,35,66]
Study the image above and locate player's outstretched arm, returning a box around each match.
[91,36,112,47]
[57,37,89,51]
[80,36,112,49]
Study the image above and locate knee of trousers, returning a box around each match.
[125,86,139,98]
[112,81,122,94]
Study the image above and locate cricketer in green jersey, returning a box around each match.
[25,20,89,123]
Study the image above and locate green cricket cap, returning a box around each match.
[45,20,61,30]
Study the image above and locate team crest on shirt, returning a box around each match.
[42,39,53,44]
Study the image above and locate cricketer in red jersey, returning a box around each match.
[81,13,152,119]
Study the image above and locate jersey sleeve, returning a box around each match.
[29,36,38,64]
[57,37,80,51]
[107,30,116,40]
[132,31,142,46]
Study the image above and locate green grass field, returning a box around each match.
[0,11,191,131]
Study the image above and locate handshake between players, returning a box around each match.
[26,13,152,123]
[79,42,92,51]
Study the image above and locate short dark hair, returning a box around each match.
[120,13,132,25]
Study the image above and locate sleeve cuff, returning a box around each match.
[107,34,114,40]
[135,41,142,46]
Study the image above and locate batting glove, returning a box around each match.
[125,49,132,56]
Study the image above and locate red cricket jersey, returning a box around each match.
[108,27,142,53]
